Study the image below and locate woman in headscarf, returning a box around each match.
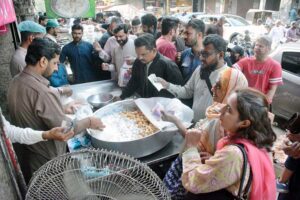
[162,67,248,154]
[163,67,248,199]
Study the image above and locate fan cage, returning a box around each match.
[25,149,171,200]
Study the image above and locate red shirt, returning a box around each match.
[156,36,177,62]
[233,57,283,95]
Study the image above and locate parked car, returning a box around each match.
[270,41,300,120]
[196,14,267,44]
[178,12,205,24]
[246,9,280,25]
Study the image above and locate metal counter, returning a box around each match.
[70,80,184,165]
[70,80,122,100]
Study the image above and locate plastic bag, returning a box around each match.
[75,104,93,120]
[135,97,194,130]
[118,62,132,87]
[67,104,93,152]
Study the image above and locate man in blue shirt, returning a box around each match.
[179,19,205,83]
[60,24,99,84]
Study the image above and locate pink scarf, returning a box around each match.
[217,137,276,200]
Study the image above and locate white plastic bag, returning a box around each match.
[135,97,194,130]
[118,62,132,87]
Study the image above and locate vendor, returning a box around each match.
[7,38,105,182]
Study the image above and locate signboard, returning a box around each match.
[45,0,95,18]
[0,0,17,26]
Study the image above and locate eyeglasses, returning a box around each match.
[213,82,221,90]
[199,50,217,59]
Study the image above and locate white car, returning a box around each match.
[270,41,300,120]
[196,14,267,43]
[177,12,205,24]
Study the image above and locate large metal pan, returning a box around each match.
[87,99,177,158]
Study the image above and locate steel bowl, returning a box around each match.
[87,99,177,158]
[87,93,113,109]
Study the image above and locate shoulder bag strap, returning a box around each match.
[200,68,213,96]
[232,144,252,200]
[204,76,213,96]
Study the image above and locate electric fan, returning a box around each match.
[25,149,171,200]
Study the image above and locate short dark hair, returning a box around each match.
[161,17,179,35]
[134,33,156,50]
[20,31,34,43]
[46,26,52,33]
[203,34,227,53]
[131,18,141,26]
[72,24,83,32]
[141,14,157,31]
[38,16,47,24]
[115,11,121,18]
[235,88,276,150]
[187,19,205,34]
[73,18,81,25]
[113,24,129,34]
[96,12,103,18]
[108,16,122,25]
[25,38,60,66]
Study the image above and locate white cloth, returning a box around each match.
[268,26,285,48]
[2,114,44,145]
[168,65,228,121]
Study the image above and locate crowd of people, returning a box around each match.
[3,9,300,199]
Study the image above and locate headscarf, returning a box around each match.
[205,68,248,118]
[197,68,248,154]
[220,67,248,104]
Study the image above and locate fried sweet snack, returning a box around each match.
[121,111,158,137]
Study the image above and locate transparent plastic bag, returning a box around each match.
[118,62,132,87]
[67,104,93,152]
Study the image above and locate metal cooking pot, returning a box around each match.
[87,100,177,158]
[87,93,113,109]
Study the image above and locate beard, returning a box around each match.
[185,38,197,47]
[43,65,54,78]
[73,36,82,43]
[202,58,218,71]
[117,37,128,46]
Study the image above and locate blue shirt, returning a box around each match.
[180,48,201,83]
[49,63,69,87]
[60,40,98,84]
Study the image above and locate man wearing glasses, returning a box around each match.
[119,33,183,100]
[157,34,228,121]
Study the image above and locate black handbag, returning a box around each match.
[184,144,252,200]
[286,112,300,134]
